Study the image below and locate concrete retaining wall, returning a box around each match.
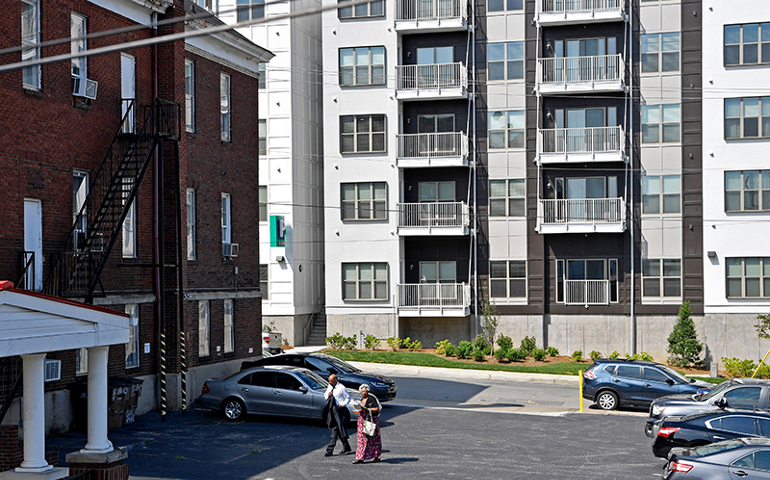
[264,314,312,347]
[326,314,397,341]
[399,317,472,347]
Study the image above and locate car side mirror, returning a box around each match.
[715,397,728,409]
[298,386,308,394]
[666,379,675,386]
[327,367,338,374]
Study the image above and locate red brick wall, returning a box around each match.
[0,425,22,471]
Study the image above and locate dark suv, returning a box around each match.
[582,359,712,411]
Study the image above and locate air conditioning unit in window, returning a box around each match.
[72,76,98,100]
[223,242,239,258]
[45,359,61,382]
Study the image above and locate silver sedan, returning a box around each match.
[197,365,360,423]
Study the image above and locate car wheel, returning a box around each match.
[222,398,246,421]
[596,390,618,410]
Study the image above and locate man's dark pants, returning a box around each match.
[326,407,351,454]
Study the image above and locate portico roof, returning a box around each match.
[0,281,129,358]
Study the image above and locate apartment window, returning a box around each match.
[121,178,136,258]
[641,104,680,143]
[22,0,40,90]
[258,63,266,89]
[642,259,681,298]
[489,179,525,217]
[490,260,526,298]
[489,111,524,149]
[725,97,770,139]
[338,0,384,18]
[726,257,770,298]
[198,301,210,357]
[260,264,269,300]
[220,73,231,142]
[125,304,139,368]
[488,42,524,81]
[224,299,234,354]
[221,193,231,244]
[76,348,88,375]
[641,33,680,73]
[556,258,619,303]
[186,188,196,260]
[342,263,388,300]
[642,175,680,214]
[342,182,386,220]
[725,170,770,212]
[259,119,267,155]
[71,13,87,94]
[488,0,523,12]
[420,261,456,283]
[340,115,386,153]
[237,0,264,21]
[339,47,385,86]
[185,59,195,132]
[259,186,268,221]
[725,23,770,66]
[419,181,454,202]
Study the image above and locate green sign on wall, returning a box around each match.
[270,215,285,247]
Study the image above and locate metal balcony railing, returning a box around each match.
[397,132,468,160]
[540,0,623,15]
[398,202,469,229]
[540,198,625,225]
[565,279,609,305]
[398,283,471,308]
[538,54,623,85]
[539,126,624,155]
[397,63,468,91]
[397,0,466,21]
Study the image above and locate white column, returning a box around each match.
[82,346,113,454]
[16,353,52,473]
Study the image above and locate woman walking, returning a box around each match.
[352,384,382,464]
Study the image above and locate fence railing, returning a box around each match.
[539,0,623,14]
[539,126,624,155]
[540,197,624,225]
[398,283,471,307]
[397,132,468,159]
[18,251,36,291]
[397,0,466,21]
[565,279,609,305]
[397,63,467,91]
[398,202,469,229]
[538,54,623,85]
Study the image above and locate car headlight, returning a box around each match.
[370,381,389,389]
[652,405,664,416]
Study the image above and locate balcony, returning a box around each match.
[537,54,625,95]
[396,63,469,101]
[397,202,470,236]
[397,132,469,167]
[395,0,469,33]
[565,279,609,305]
[536,0,625,26]
[537,126,625,164]
[537,197,626,234]
[397,283,471,317]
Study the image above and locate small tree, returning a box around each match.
[667,301,703,367]
[480,295,500,355]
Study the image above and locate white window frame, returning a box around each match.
[724,97,770,140]
[342,263,388,301]
[489,111,525,149]
[199,300,210,357]
[339,47,386,86]
[224,299,234,353]
[724,23,770,66]
[221,193,231,244]
[726,257,770,298]
[341,182,387,221]
[490,260,527,298]
[725,170,770,212]
[73,170,89,250]
[259,119,267,155]
[489,179,525,217]
[258,63,266,89]
[488,0,523,12]
[340,115,386,154]
[187,188,196,260]
[641,104,681,144]
[237,0,265,21]
[220,72,231,142]
[125,304,140,368]
[338,0,384,18]
[642,175,681,214]
[641,32,680,73]
[71,13,87,92]
[642,259,682,298]
[22,0,41,90]
[488,42,524,81]
[185,59,195,132]
[122,178,136,258]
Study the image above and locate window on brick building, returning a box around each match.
[185,59,195,132]
[221,193,231,245]
[76,348,88,375]
[199,301,210,357]
[125,304,139,368]
[187,188,196,260]
[224,299,234,353]
[22,0,40,90]
[260,264,269,300]
[258,63,266,89]
[71,13,87,96]
[259,119,267,155]
[122,177,136,258]
[220,73,231,142]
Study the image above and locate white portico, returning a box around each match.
[0,281,129,478]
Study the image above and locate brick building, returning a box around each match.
[0,0,272,441]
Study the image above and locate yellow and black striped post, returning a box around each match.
[180,330,187,415]
[160,331,167,421]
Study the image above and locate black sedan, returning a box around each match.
[242,353,397,401]
[652,410,770,458]
[663,438,770,479]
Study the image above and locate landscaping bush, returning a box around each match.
[532,348,547,362]
[326,332,346,349]
[497,335,513,352]
[472,347,487,362]
[403,337,422,352]
[364,334,380,351]
[506,347,526,362]
[756,365,770,379]
[589,350,602,360]
[520,336,537,356]
[386,336,402,351]
[546,346,559,357]
[722,357,757,378]
[456,341,473,359]
[342,335,357,350]
[667,301,703,367]
[435,339,452,355]
[570,350,584,362]
[638,352,654,361]
[494,347,509,362]
[609,351,620,359]
[444,344,456,357]
[473,335,489,353]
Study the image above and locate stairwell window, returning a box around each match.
[185,59,195,132]
[22,0,40,90]
[125,304,139,368]
[259,186,268,221]
[489,179,525,217]
[71,13,87,96]
[187,188,196,260]
[237,0,265,21]
[488,0,523,12]
[489,111,525,149]
[260,264,269,300]
[642,259,681,298]
[199,301,210,357]
[490,260,526,298]
[726,257,770,298]
[641,104,680,143]
[220,72,231,142]
[224,299,234,354]
[339,47,385,86]
[642,175,680,214]
[342,263,388,300]
[221,193,231,245]
[488,42,524,81]
[641,33,680,73]
[340,115,386,153]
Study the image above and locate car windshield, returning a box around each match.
[658,365,692,384]
[698,381,733,402]
[296,370,329,390]
[690,439,745,457]
[319,355,360,373]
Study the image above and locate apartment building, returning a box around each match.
[0,0,271,436]
[322,0,713,359]
[217,0,326,346]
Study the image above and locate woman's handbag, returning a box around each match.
[362,410,377,437]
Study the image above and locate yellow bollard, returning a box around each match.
[579,370,584,413]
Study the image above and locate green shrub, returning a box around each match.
[570,350,584,362]
[667,301,703,367]
[386,336,402,352]
[520,336,537,356]
[506,348,526,362]
[342,335,357,350]
[546,346,559,357]
[497,335,513,352]
[364,334,380,351]
[589,350,602,360]
[262,320,277,333]
[532,348,547,362]
[638,352,654,362]
[722,357,757,378]
[406,338,422,352]
[755,365,770,379]
[472,347,487,362]
[609,350,620,359]
[494,347,509,363]
[326,332,346,349]
[473,335,489,353]
[456,341,473,359]
[444,344,456,357]
[435,339,452,355]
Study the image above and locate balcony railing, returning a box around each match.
[565,279,609,305]
[396,0,468,31]
[537,54,624,94]
[397,132,469,167]
[538,126,625,163]
[538,197,626,233]
[398,202,469,235]
[398,283,471,316]
[396,63,468,100]
[537,0,625,25]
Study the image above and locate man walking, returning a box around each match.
[324,373,352,456]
